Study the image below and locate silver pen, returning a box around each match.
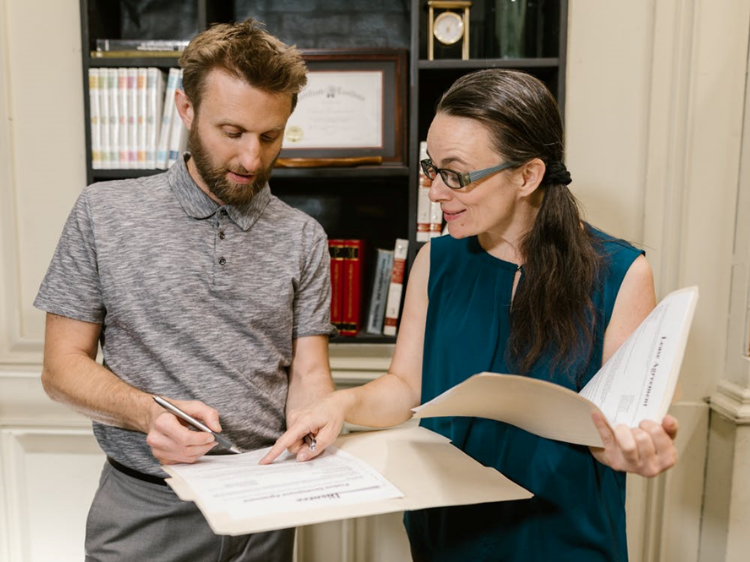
[153,395,241,454]
[303,434,317,452]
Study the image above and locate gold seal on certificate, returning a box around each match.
[285,126,304,144]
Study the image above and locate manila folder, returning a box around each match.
[164,425,532,536]
[413,373,605,447]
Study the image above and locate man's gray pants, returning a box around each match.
[85,461,295,562]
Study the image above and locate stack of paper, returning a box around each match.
[164,426,532,536]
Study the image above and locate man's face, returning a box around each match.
[184,69,292,206]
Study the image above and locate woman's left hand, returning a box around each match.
[590,413,679,477]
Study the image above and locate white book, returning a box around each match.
[417,141,432,242]
[127,68,138,168]
[145,68,165,168]
[414,286,699,447]
[167,71,187,167]
[383,238,409,337]
[137,68,148,169]
[117,68,130,168]
[98,67,110,169]
[429,200,443,238]
[156,68,180,169]
[365,249,395,335]
[107,68,120,168]
[88,69,102,169]
[417,187,432,242]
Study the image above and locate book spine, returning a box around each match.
[107,68,120,168]
[383,238,409,336]
[117,68,129,167]
[98,67,111,169]
[95,38,190,52]
[167,71,187,167]
[340,240,365,336]
[127,68,138,168]
[89,69,102,169]
[365,248,395,335]
[328,239,346,330]
[145,68,164,169]
[417,141,432,242]
[137,68,148,169]
[156,68,179,169]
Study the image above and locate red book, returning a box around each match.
[383,238,409,336]
[328,239,346,330]
[340,239,366,336]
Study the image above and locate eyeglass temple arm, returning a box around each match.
[464,162,520,187]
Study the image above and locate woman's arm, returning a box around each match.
[261,243,433,464]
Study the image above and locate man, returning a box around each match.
[34,19,335,561]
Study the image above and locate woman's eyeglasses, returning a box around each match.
[420,159,519,189]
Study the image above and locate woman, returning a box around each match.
[262,69,678,561]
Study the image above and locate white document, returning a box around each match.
[579,286,697,427]
[413,286,699,447]
[166,446,403,520]
[163,426,532,535]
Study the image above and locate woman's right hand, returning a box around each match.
[259,392,349,465]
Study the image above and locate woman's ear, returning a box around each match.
[518,158,546,197]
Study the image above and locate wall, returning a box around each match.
[2,0,749,560]
[568,1,750,561]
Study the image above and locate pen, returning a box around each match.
[153,395,242,454]
[303,434,316,452]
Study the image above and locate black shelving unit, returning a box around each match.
[79,0,567,343]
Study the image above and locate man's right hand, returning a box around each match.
[146,399,221,465]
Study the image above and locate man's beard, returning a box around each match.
[188,123,275,206]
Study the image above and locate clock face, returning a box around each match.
[433,11,464,46]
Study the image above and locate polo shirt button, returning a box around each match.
[220,209,228,216]
[218,257,226,265]
[219,231,226,240]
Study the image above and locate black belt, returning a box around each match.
[107,457,168,486]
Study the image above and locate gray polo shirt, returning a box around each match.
[35,156,335,477]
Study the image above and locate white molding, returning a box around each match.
[638,3,696,559]
[709,378,750,424]
[0,0,45,366]
[0,370,91,428]
[642,0,695,297]
[0,426,101,562]
[724,1,750,386]
[329,343,393,387]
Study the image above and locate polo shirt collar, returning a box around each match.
[168,154,271,232]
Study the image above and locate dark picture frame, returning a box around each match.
[279,49,408,166]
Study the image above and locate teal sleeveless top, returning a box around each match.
[404,226,643,562]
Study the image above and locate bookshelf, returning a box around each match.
[79,0,567,343]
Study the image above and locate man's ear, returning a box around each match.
[518,158,545,197]
[174,88,195,130]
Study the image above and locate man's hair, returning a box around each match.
[179,18,307,112]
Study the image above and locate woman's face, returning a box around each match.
[426,113,531,242]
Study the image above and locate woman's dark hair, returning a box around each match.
[436,69,599,377]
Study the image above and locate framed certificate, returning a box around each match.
[280,49,407,165]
